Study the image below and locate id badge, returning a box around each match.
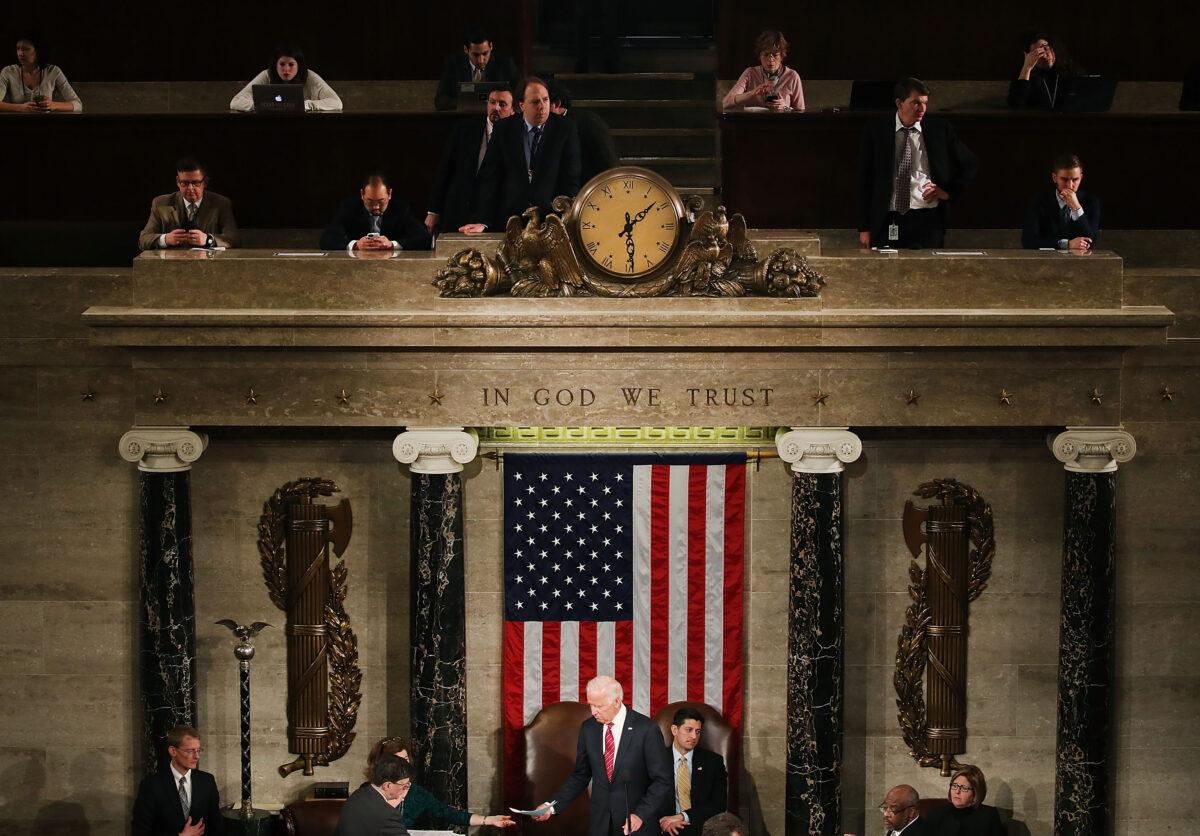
[888,223,900,242]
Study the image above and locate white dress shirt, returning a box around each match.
[170,763,192,811]
[156,197,203,248]
[891,115,939,211]
[1054,192,1086,249]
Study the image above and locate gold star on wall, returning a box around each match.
[336,388,351,406]
[1090,388,1103,405]
[154,389,168,405]
[245,388,258,405]
[811,390,830,406]
[998,389,1013,406]
[1160,385,1175,402]
[905,388,921,405]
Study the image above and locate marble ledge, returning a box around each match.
[83,306,1173,350]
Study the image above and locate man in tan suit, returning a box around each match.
[138,157,238,250]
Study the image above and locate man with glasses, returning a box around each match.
[132,724,224,836]
[139,158,238,250]
[879,784,931,835]
[319,172,430,253]
[334,752,413,836]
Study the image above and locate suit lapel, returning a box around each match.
[611,714,637,780]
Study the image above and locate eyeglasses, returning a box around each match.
[177,179,206,187]
[878,803,914,814]
[175,748,203,756]
[950,784,974,794]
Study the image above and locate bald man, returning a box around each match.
[533,675,672,835]
[879,785,932,835]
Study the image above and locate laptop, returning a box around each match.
[1060,76,1118,113]
[457,80,508,110]
[251,83,305,113]
[848,80,896,111]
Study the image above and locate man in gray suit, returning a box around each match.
[138,157,238,250]
[333,753,412,836]
[533,675,673,835]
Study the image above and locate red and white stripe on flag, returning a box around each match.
[502,459,745,802]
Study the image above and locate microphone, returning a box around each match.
[619,769,632,834]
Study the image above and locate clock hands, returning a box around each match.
[617,202,656,272]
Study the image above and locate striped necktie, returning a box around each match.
[178,775,189,815]
[676,756,691,810]
[604,723,615,781]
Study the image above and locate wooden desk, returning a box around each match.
[720,111,1200,230]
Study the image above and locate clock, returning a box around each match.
[570,167,686,280]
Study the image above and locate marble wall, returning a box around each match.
[1,269,1198,835]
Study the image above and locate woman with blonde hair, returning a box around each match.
[927,764,1005,835]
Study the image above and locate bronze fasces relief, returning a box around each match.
[257,478,361,777]
[894,479,995,775]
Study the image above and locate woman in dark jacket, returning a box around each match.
[364,736,515,830]
[1008,30,1078,111]
[926,764,1005,835]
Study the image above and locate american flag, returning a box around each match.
[500,452,746,802]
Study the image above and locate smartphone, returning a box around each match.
[765,93,779,102]
[366,232,380,238]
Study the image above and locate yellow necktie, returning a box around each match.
[676,757,691,810]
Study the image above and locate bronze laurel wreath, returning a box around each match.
[894,478,995,769]
[256,477,361,767]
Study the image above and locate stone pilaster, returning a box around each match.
[1049,427,1136,836]
[393,428,478,809]
[776,428,862,836]
[119,427,208,771]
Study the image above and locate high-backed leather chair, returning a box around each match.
[522,701,593,836]
[917,797,953,819]
[651,701,737,810]
[280,799,345,836]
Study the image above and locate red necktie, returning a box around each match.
[604,723,615,781]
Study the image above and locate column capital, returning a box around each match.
[1050,426,1137,473]
[393,427,479,474]
[776,427,863,474]
[119,426,208,472]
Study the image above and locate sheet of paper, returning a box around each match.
[509,805,554,816]
[273,252,328,257]
[932,250,987,256]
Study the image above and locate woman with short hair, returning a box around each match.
[721,29,804,112]
[927,764,1005,835]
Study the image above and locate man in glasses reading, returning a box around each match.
[879,784,931,836]
[139,157,239,251]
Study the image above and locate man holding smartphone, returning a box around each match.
[319,172,431,253]
[138,158,238,251]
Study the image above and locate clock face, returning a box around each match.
[575,170,682,278]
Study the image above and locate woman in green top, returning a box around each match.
[366,737,515,830]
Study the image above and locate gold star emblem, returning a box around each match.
[245,388,258,405]
[154,389,168,405]
[336,388,351,406]
[1090,388,1103,405]
[905,388,921,405]
[1161,385,1175,402]
[811,390,829,406]
[429,387,444,406]
[81,389,96,402]
[998,389,1013,406]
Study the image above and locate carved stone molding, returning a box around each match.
[1050,427,1137,473]
[119,426,208,472]
[392,427,480,474]
[776,427,863,474]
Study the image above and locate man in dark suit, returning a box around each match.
[131,725,224,836]
[333,753,411,836]
[879,785,933,836]
[657,707,728,836]
[1021,152,1100,251]
[461,76,581,233]
[425,86,514,235]
[857,78,977,249]
[533,675,673,835]
[138,158,238,251]
[319,172,431,252]
[547,79,619,185]
[433,28,520,111]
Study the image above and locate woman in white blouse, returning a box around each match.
[0,34,82,113]
[229,44,342,112]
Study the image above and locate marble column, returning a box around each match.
[776,428,863,836]
[393,427,479,810]
[119,426,208,771]
[1049,427,1136,836]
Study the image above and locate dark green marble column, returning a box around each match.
[776,428,862,836]
[1050,429,1135,836]
[395,428,478,810]
[121,428,207,771]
